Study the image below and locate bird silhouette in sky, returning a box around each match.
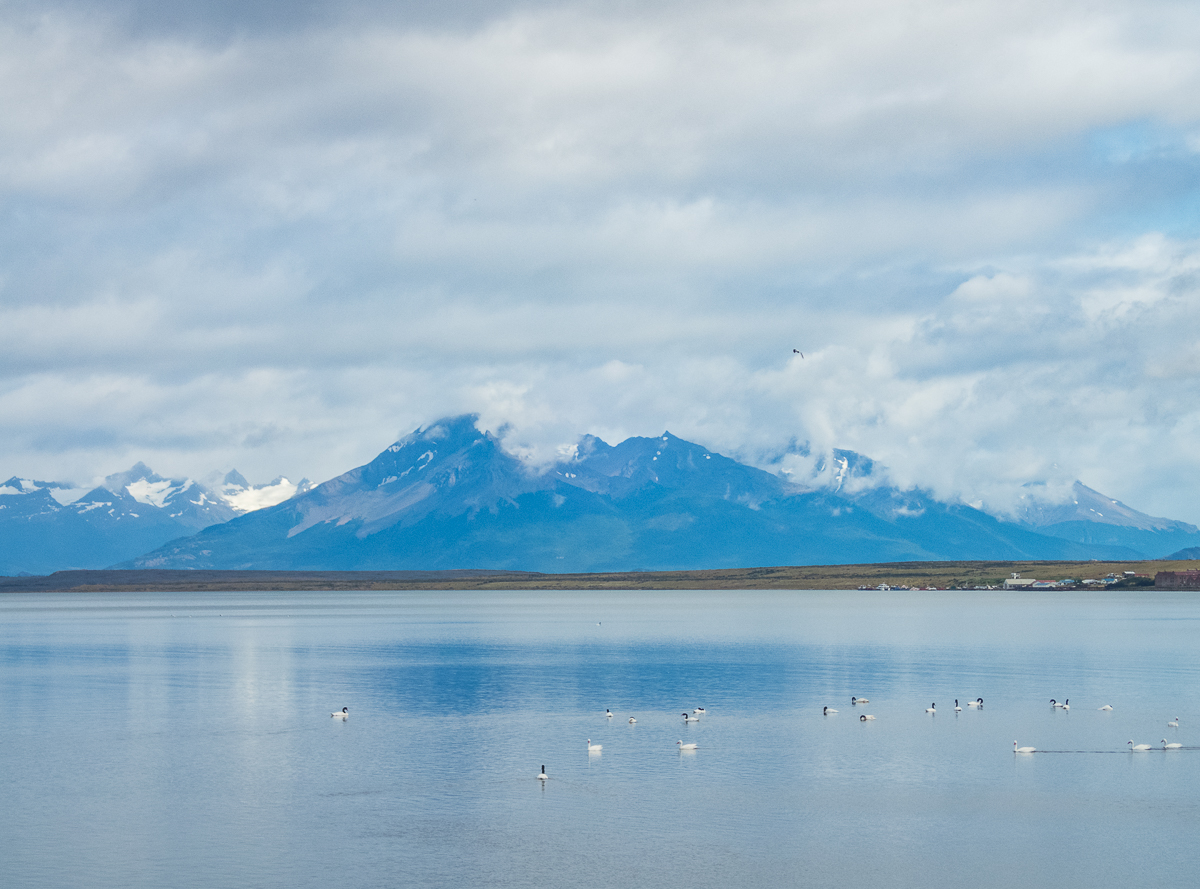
[793,349,804,358]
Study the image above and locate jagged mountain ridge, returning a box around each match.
[125,415,1162,573]
[0,463,306,575]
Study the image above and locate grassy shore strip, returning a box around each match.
[2,560,1199,593]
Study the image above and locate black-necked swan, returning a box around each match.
[1061,699,1069,711]
[954,700,962,712]
[1099,705,1113,711]
[1050,699,1059,708]
[606,709,614,718]
[682,712,699,722]
[1014,741,1036,753]
[860,714,876,721]
[1162,739,1183,749]
[925,703,936,714]
[693,708,706,716]
[538,765,548,780]
[331,707,348,719]
[967,698,983,708]
[677,740,698,750]
[1128,740,1152,751]
[852,697,869,705]
[823,706,838,715]
[628,717,637,724]
[587,739,602,752]
[1168,717,1179,728]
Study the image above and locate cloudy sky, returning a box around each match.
[3,0,1200,520]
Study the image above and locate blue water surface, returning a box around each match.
[1,589,1198,888]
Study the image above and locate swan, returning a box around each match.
[852,697,869,704]
[1013,741,1036,753]
[823,706,838,715]
[1162,739,1183,749]
[628,717,637,724]
[1168,717,1179,728]
[677,740,698,750]
[606,709,614,718]
[331,707,348,719]
[1128,740,1152,751]
[682,712,700,722]
[926,703,936,714]
[1061,699,1069,711]
[967,698,983,708]
[587,739,602,753]
[693,708,706,716]
[538,765,548,780]
[954,700,962,712]
[1050,699,1059,708]
[1099,705,1113,711]
[860,714,876,721]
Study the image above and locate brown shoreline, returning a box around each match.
[3,559,1199,593]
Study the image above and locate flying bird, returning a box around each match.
[793,349,804,358]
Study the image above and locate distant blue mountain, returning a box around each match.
[0,465,235,575]
[1007,481,1200,558]
[122,415,1151,572]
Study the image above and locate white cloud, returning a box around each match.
[2,0,1200,527]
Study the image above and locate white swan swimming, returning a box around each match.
[682,712,700,722]
[677,740,698,750]
[1168,717,1179,728]
[823,706,838,715]
[967,698,983,708]
[606,709,614,718]
[1050,699,1060,708]
[587,739,602,752]
[954,700,962,712]
[860,714,876,721]
[692,708,706,716]
[852,697,869,705]
[1061,699,1069,711]
[1162,739,1182,749]
[926,703,937,714]
[1099,705,1113,711]
[628,717,637,724]
[538,765,548,780]
[1013,741,1036,753]
[331,707,348,719]
[1128,740,1152,751]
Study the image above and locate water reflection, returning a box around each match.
[1,589,1198,889]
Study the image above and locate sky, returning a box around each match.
[3,0,1200,521]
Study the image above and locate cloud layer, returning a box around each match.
[2,0,1200,521]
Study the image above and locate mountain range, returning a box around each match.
[6,415,1197,575]
[0,465,308,575]
[116,415,1199,574]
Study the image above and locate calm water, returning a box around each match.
[1,589,1198,888]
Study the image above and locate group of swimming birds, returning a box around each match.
[331,697,1185,781]
[821,697,1186,753]
[824,696,985,721]
[535,708,708,780]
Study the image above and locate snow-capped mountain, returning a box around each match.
[216,470,313,514]
[125,415,1147,573]
[1005,480,1200,556]
[0,463,307,575]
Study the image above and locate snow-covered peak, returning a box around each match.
[0,477,91,504]
[126,477,194,508]
[220,474,311,514]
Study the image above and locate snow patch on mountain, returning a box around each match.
[221,475,311,513]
